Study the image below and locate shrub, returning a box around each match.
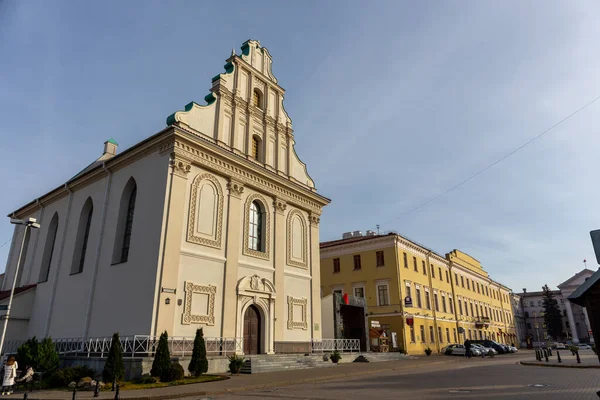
[151,331,171,381]
[166,362,185,382]
[103,333,125,384]
[50,366,95,388]
[228,355,245,374]
[188,328,209,377]
[330,350,341,363]
[17,337,59,372]
[37,338,60,372]
[17,337,39,368]
[136,374,158,384]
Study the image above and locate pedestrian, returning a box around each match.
[464,339,471,358]
[16,365,35,392]
[1,356,17,395]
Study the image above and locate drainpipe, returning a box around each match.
[393,236,408,353]
[425,251,440,353]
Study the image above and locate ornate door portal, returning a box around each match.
[243,305,261,354]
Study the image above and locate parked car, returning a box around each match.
[471,340,507,354]
[577,344,592,350]
[442,344,482,357]
[471,343,497,356]
[555,343,567,350]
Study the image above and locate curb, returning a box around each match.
[24,359,450,400]
[519,361,600,369]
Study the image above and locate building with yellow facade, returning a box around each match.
[320,232,517,355]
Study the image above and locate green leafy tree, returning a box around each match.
[37,337,60,372]
[542,284,564,340]
[103,333,125,383]
[188,328,208,376]
[150,331,171,381]
[17,337,39,368]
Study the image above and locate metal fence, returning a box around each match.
[4,336,243,358]
[311,339,360,353]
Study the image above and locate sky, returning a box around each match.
[1,0,600,294]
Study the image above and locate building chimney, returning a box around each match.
[103,138,118,157]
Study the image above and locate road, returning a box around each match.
[207,353,600,400]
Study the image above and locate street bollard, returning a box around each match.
[72,386,77,400]
[557,351,562,363]
[544,349,549,362]
[23,393,28,400]
[94,380,100,397]
[548,348,552,356]
[112,379,116,392]
[535,349,539,361]
[576,351,581,364]
[114,383,120,400]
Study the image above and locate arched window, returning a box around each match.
[39,213,59,283]
[248,201,264,251]
[112,178,137,264]
[71,198,93,274]
[253,89,262,109]
[252,136,260,160]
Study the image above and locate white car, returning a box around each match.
[471,343,497,356]
[508,346,518,353]
[555,343,567,350]
[442,344,482,357]
[577,344,592,350]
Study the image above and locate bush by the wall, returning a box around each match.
[166,362,185,382]
[17,337,59,372]
[150,331,171,381]
[50,366,95,388]
[188,328,209,377]
[102,333,125,384]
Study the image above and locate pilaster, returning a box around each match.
[565,299,580,344]
[309,212,322,340]
[222,178,245,337]
[154,154,191,335]
[273,197,287,341]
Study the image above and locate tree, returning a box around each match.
[36,337,60,372]
[151,331,171,381]
[542,284,564,340]
[103,333,125,383]
[17,337,39,368]
[188,328,208,377]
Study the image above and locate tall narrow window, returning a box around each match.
[455,273,459,285]
[449,297,454,314]
[416,288,422,308]
[413,257,417,271]
[422,260,426,275]
[434,293,439,312]
[376,251,384,267]
[377,284,389,306]
[333,258,340,273]
[253,89,263,109]
[442,295,447,313]
[425,291,431,310]
[403,252,408,268]
[72,198,93,274]
[353,255,361,270]
[112,178,137,264]
[429,326,435,343]
[431,264,435,278]
[420,325,425,343]
[252,136,260,160]
[438,326,443,343]
[249,201,264,251]
[39,213,59,283]
[445,270,449,283]
[446,328,451,343]
[410,326,416,342]
[438,268,442,281]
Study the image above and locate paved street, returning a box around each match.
[212,354,600,400]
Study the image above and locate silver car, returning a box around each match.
[471,343,497,356]
[442,344,482,356]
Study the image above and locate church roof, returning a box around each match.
[557,268,596,288]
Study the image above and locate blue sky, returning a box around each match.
[2,1,600,293]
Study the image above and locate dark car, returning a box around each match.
[471,340,507,354]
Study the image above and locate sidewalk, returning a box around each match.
[7,358,453,400]
[520,350,600,369]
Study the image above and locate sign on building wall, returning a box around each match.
[404,296,413,307]
[371,320,381,328]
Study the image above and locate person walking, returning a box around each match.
[464,339,471,358]
[1,356,17,395]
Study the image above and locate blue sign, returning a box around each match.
[404,296,413,307]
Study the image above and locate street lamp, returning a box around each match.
[0,218,41,357]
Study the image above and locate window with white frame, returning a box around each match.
[353,284,365,298]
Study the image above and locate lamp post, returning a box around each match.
[0,218,41,357]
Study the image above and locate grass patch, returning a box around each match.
[115,375,227,390]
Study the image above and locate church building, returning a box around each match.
[3,40,330,355]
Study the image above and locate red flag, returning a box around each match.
[584,259,587,263]
[343,293,349,305]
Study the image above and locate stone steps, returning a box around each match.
[240,352,409,373]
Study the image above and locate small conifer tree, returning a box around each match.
[188,328,209,376]
[151,331,171,381]
[103,333,125,383]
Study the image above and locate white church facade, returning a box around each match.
[3,40,330,355]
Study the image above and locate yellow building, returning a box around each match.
[320,232,517,355]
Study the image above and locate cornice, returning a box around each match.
[320,235,396,256]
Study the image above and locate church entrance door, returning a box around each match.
[243,305,261,354]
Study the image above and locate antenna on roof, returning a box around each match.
[376,224,380,235]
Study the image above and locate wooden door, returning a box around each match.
[243,305,261,354]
